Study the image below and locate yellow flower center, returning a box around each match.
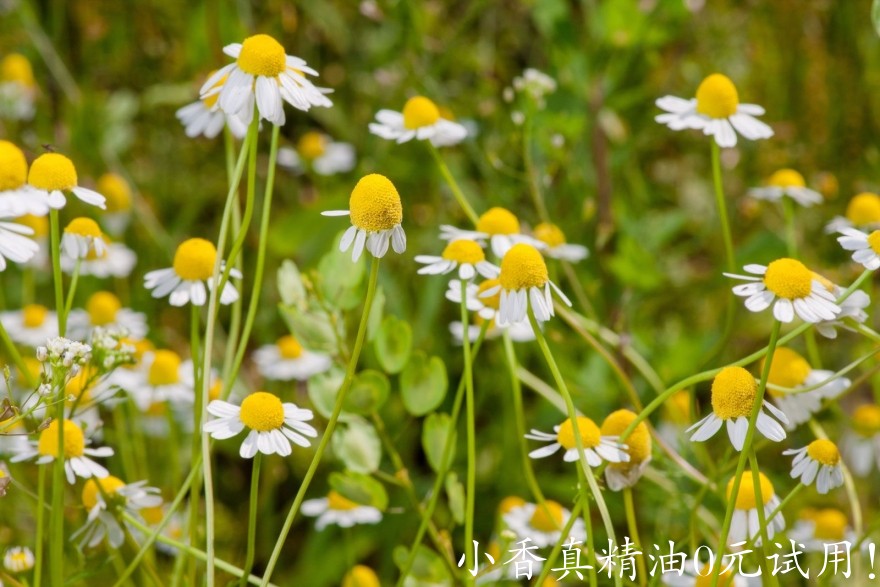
[601,409,651,465]
[806,439,840,466]
[142,505,164,525]
[864,231,880,256]
[146,401,167,417]
[812,509,847,541]
[694,567,735,587]
[1,53,35,87]
[276,335,304,359]
[348,174,403,232]
[209,380,223,402]
[28,153,78,192]
[236,34,287,77]
[767,169,806,188]
[37,419,85,458]
[297,131,327,160]
[0,140,27,191]
[16,357,41,383]
[148,350,181,386]
[96,173,132,213]
[664,390,692,424]
[695,73,739,119]
[711,366,756,420]
[342,565,381,587]
[845,193,880,226]
[327,490,360,511]
[477,279,501,310]
[86,291,121,326]
[82,475,126,510]
[852,405,880,436]
[173,238,217,281]
[22,304,48,328]
[64,217,102,238]
[6,550,31,567]
[441,239,485,265]
[402,96,440,129]
[727,471,774,510]
[762,347,811,396]
[529,500,564,532]
[66,368,94,404]
[201,71,227,109]
[762,258,813,300]
[555,416,601,450]
[476,207,520,236]
[499,244,548,290]
[239,391,285,432]
[16,214,48,238]
[533,222,566,248]
[498,495,526,515]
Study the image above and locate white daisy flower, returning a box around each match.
[726,471,784,545]
[762,347,848,429]
[600,410,651,491]
[200,33,332,127]
[127,350,194,411]
[448,315,536,344]
[10,418,113,484]
[14,213,49,270]
[26,152,106,209]
[841,404,880,477]
[837,226,880,270]
[0,53,37,121]
[0,140,49,216]
[512,68,557,105]
[204,391,317,459]
[445,278,537,344]
[3,546,34,573]
[655,73,773,148]
[783,439,844,495]
[808,273,869,339]
[322,174,406,262]
[66,291,148,341]
[368,96,467,147]
[525,415,629,466]
[177,71,248,140]
[502,500,585,548]
[441,207,544,258]
[416,238,499,280]
[748,169,822,207]
[144,237,240,307]
[0,304,58,347]
[532,222,588,262]
[62,241,137,278]
[61,217,107,260]
[688,366,788,451]
[483,243,571,326]
[71,475,163,549]
[824,192,880,234]
[277,131,356,176]
[0,216,39,270]
[788,509,856,552]
[252,335,332,382]
[726,258,841,323]
[661,558,753,586]
[301,491,382,530]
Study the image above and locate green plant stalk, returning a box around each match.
[222,127,245,387]
[428,144,479,225]
[239,453,262,587]
[186,302,204,586]
[49,210,65,336]
[34,463,46,587]
[782,196,797,258]
[62,259,81,319]
[49,392,65,585]
[747,450,777,586]
[534,499,586,587]
[623,488,647,586]
[260,256,381,586]
[710,142,736,273]
[459,280,477,586]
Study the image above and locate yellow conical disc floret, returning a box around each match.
[762,258,813,300]
[533,222,566,248]
[277,335,304,359]
[477,278,501,309]
[342,565,381,587]
[442,239,485,264]
[239,391,285,431]
[16,214,48,238]
[601,409,651,466]
[498,495,526,515]
[556,416,601,450]
[1,54,35,87]
[806,439,840,466]
[82,475,126,510]
[173,238,217,281]
[499,244,548,290]
[402,96,440,129]
[694,567,735,587]
[87,291,122,326]
[529,500,564,532]
[96,173,131,213]
[148,350,181,386]
[28,153,77,191]
[64,217,102,238]
[812,509,847,541]
[852,405,880,437]
[22,304,48,328]
[477,207,520,236]
[37,419,85,458]
[768,169,806,188]
[762,347,811,394]
[711,366,756,420]
[327,490,360,511]
[845,193,880,226]
[298,131,326,160]
[349,174,403,232]
[727,471,774,510]
[695,74,739,119]
[236,34,287,77]
[0,141,28,191]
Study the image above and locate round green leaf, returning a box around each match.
[400,352,448,416]
[307,368,345,420]
[375,315,412,374]
[344,370,390,415]
[332,418,382,474]
[329,470,388,512]
[421,412,456,473]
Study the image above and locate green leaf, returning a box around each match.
[344,370,390,415]
[375,315,412,374]
[307,368,346,420]
[366,286,385,343]
[329,470,388,511]
[400,352,448,416]
[445,472,465,525]
[278,304,338,353]
[277,259,307,309]
[421,412,456,473]
[317,236,365,309]
[332,418,382,474]
[393,545,453,587]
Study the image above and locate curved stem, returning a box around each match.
[239,453,261,587]
[428,144,479,226]
[623,488,647,586]
[62,259,81,323]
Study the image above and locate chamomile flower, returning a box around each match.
[62,240,137,278]
[727,471,784,545]
[96,173,133,235]
[825,192,880,234]
[841,404,880,477]
[748,169,822,207]
[3,546,34,573]
[502,500,586,548]
[301,490,382,530]
[441,207,543,258]
[342,565,380,587]
[600,410,651,491]
[655,73,773,148]
[277,131,356,176]
[0,304,58,347]
[201,33,332,127]
[17,213,48,269]
[26,153,106,209]
[129,350,193,411]
[0,215,39,270]
[783,439,844,494]
[0,53,36,120]
[762,347,848,428]
[252,335,332,382]
[526,415,629,466]
[368,96,467,147]
[808,272,869,339]
[67,291,148,341]
[71,475,162,549]
[446,279,536,342]
[661,559,751,586]
[688,366,788,451]
[322,174,406,261]
[788,509,855,552]
[532,222,588,262]
[836,226,880,270]
[415,238,499,280]
[144,238,240,306]
[726,258,840,323]
[177,71,248,140]
[485,243,571,326]
[448,314,536,344]
[61,217,107,260]
[0,141,48,216]
[10,418,113,484]
[204,391,317,458]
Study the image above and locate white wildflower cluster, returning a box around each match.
[36,337,93,389]
[88,327,136,372]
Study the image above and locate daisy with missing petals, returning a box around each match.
[727,258,840,323]
[252,335,332,381]
[526,415,629,466]
[0,140,49,216]
[322,174,406,262]
[71,475,163,549]
[0,213,39,270]
[177,71,248,140]
[0,304,58,347]
[10,418,113,484]
[442,207,543,258]
[277,131,356,176]
[688,366,788,451]
[301,491,382,530]
[415,238,499,280]
[748,169,823,207]
[842,404,880,477]
[201,33,332,127]
[144,238,240,306]
[825,192,880,234]
[484,243,571,326]
[532,222,588,262]
[128,350,193,411]
[369,96,467,147]
[62,241,137,278]
[762,347,848,428]
[655,73,773,148]
[837,226,880,270]
[445,279,536,343]
[808,272,869,339]
[503,500,586,548]
[67,291,148,341]
[3,546,34,573]
[61,217,107,260]
[789,509,855,552]
[600,410,652,491]
[783,439,844,494]
[26,152,106,209]
[727,471,784,545]
[205,391,317,458]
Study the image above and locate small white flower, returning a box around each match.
[62,242,136,278]
[525,416,628,466]
[277,132,356,176]
[177,71,248,139]
[144,238,240,307]
[532,222,588,263]
[26,153,106,209]
[783,439,844,495]
[824,192,880,234]
[0,53,37,121]
[748,169,822,207]
[66,291,148,341]
[837,226,880,270]
[788,509,856,552]
[252,335,332,381]
[3,546,34,573]
[726,471,784,545]
[502,501,585,548]
[71,476,163,549]
[10,419,112,484]
[441,207,545,258]
[369,96,466,147]
[415,237,499,281]
[301,491,382,530]
[0,304,58,347]
[841,404,880,477]
[61,217,107,260]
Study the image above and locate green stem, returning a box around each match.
[187,302,203,583]
[623,488,647,587]
[49,400,65,585]
[34,463,46,587]
[49,210,65,336]
[221,127,245,388]
[428,144,479,226]
[533,498,587,587]
[523,112,549,222]
[459,281,477,586]
[62,259,81,320]
[239,453,262,587]
[747,450,776,586]
[710,141,735,273]
[0,321,36,388]
[782,197,797,258]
